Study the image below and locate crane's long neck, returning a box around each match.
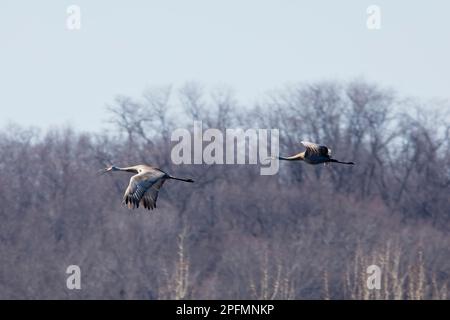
[278,153,304,161]
[117,166,139,173]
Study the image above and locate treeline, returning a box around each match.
[0,80,448,299]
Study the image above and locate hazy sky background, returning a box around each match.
[1,0,449,131]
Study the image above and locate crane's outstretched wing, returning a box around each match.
[301,141,331,157]
[141,179,166,210]
[122,171,166,209]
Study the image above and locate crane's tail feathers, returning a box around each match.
[169,176,194,183]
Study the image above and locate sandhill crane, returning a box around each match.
[99,164,194,210]
[271,141,355,165]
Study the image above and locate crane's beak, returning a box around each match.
[97,168,109,176]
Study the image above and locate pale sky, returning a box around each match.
[1,0,449,131]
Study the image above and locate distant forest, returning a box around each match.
[0,80,448,299]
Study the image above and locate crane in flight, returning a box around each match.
[271,141,355,165]
[99,164,194,210]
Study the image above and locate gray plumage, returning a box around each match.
[274,141,355,165]
[99,164,194,210]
